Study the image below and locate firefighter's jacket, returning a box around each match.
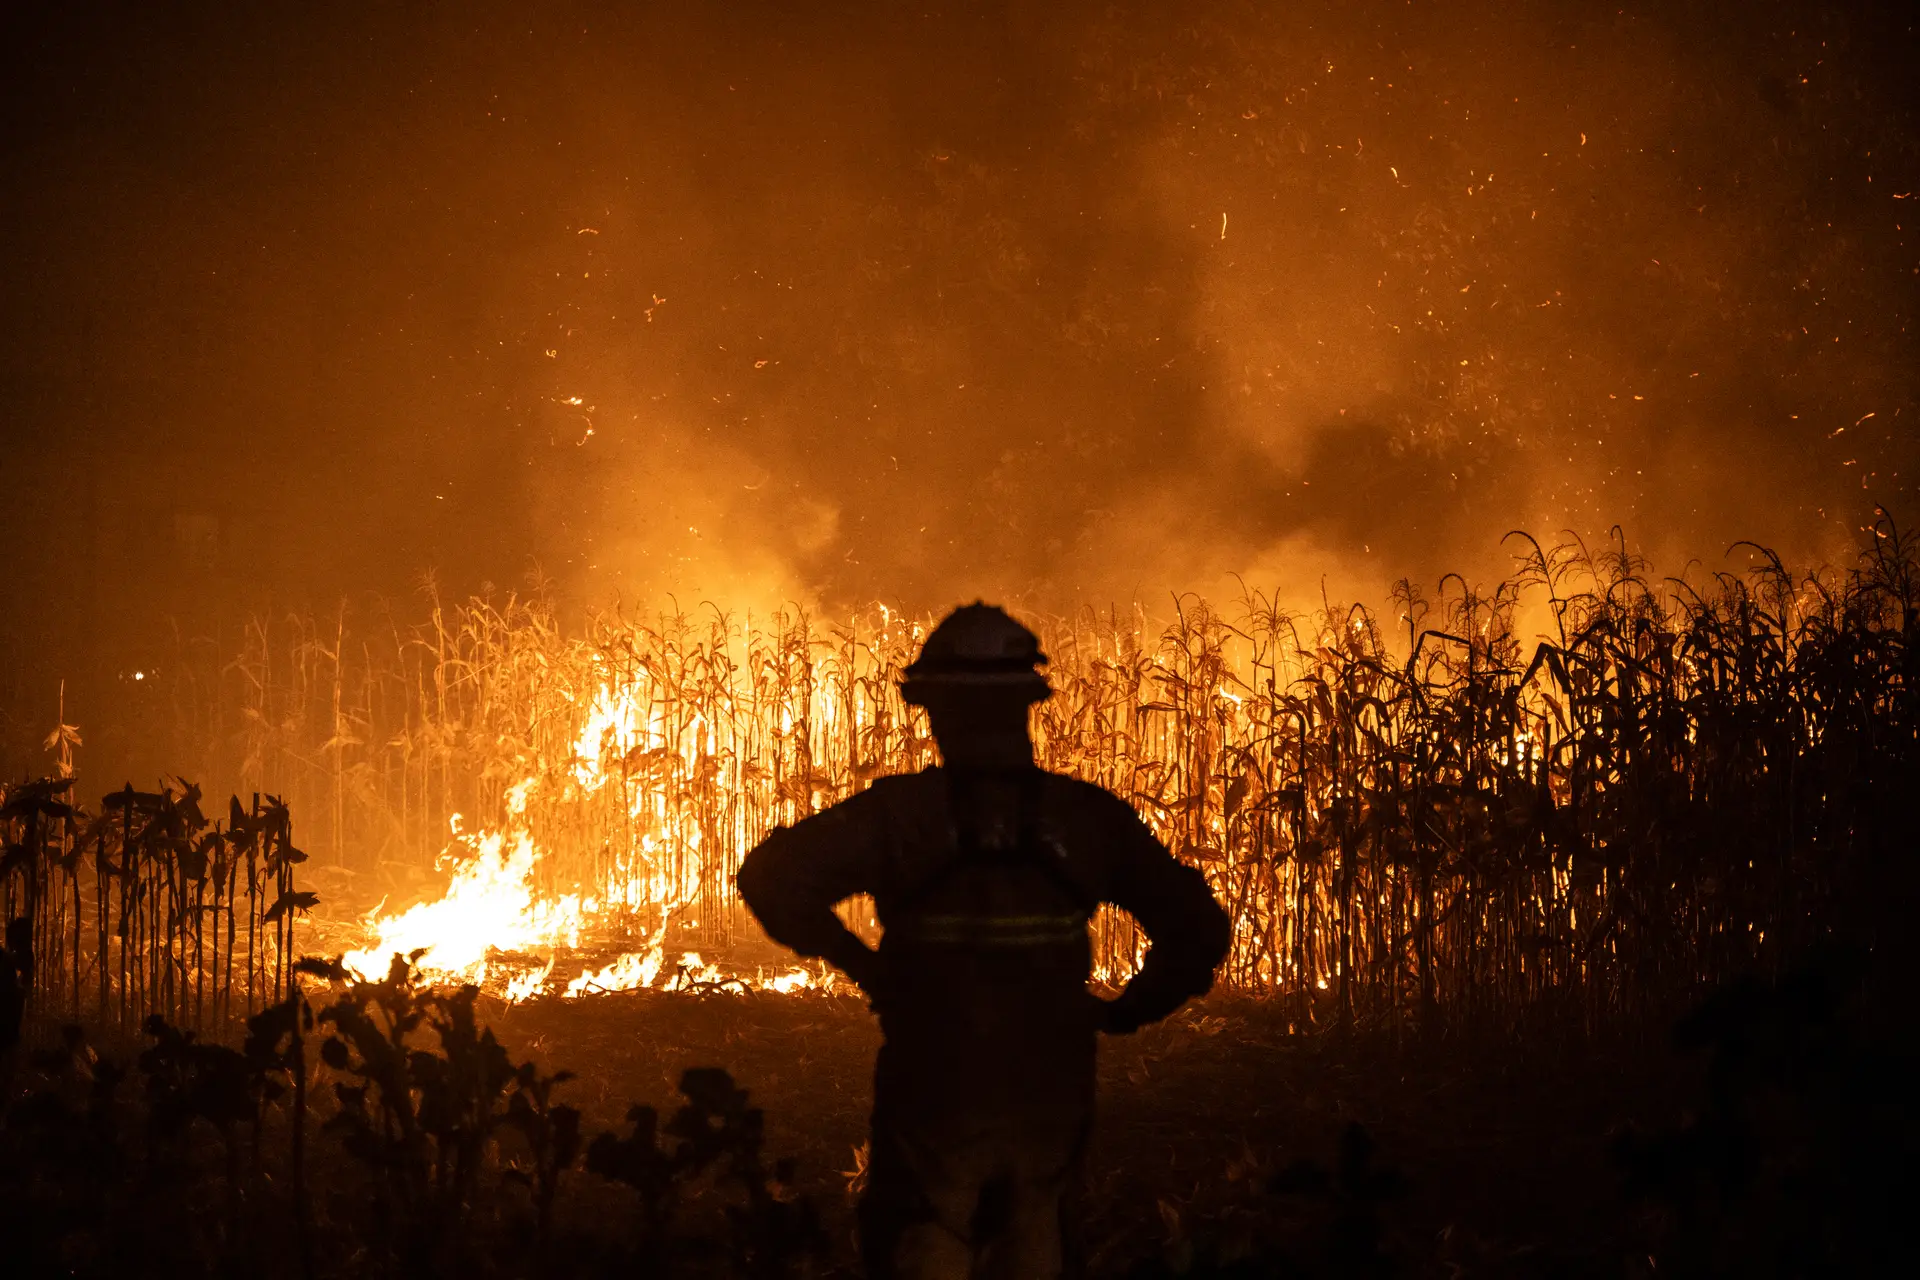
[737,766,1230,1145]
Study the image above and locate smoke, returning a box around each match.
[513,0,1920,616]
[2,0,1916,643]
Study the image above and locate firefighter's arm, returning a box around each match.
[1096,795,1231,1034]
[736,792,886,991]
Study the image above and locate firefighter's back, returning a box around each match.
[866,766,1106,1137]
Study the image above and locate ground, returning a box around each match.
[483,990,1692,1278]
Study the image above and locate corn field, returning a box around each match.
[1,777,315,1031]
[43,517,1914,1032]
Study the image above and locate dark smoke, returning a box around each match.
[2,1,1917,767]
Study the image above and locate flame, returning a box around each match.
[673,951,723,987]
[504,958,555,1002]
[338,783,838,1000]
[340,827,586,988]
[322,604,1120,1003]
[762,964,837,994]
[341,830,843,1001]
[563,947,664,998]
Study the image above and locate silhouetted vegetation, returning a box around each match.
[3,863,1912,1277]
[1,774,313,1033]
[1614,944,1916,1277]
[121,515,1920,1030]
[6,519,1915,1274]
[0,948,831,1279]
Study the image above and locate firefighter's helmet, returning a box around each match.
[900,603,1050,706]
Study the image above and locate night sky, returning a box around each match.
[3,1,1916,752]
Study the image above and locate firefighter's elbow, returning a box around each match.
[1193,921,1230,996]
[734,831,789,917]
[1201,899,1231,970]
[1173,862,1231,970]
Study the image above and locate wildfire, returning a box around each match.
[336,695,845,1001]
[339,823,842,1001]
[340,825,588,989]
[313,600,1201,1002]
[562,948,664,998]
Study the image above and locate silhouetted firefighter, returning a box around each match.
[738,603,1230,1280]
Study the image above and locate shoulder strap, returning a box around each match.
[891,768,1096,916]
[1014,769,1099,914]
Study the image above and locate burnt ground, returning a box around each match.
[483,991,1695,1278]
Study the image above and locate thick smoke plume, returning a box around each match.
[2,2,1916,756]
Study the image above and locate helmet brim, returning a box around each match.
[899,671,1051,707]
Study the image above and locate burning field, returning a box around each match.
[3,532,1916,1276]
[129,520,1905,1032]
[7,514,1917,1032]
[0,514,1913,1273]
[2,0,1918,1275]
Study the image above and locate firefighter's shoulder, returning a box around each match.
[858,767,945,806]
[1038,770,1156,832]
[827,767,942,825]
[865,767,941,794]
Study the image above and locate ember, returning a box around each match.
[1,4,1914,1274]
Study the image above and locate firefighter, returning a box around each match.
[736,603,1231,1280]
